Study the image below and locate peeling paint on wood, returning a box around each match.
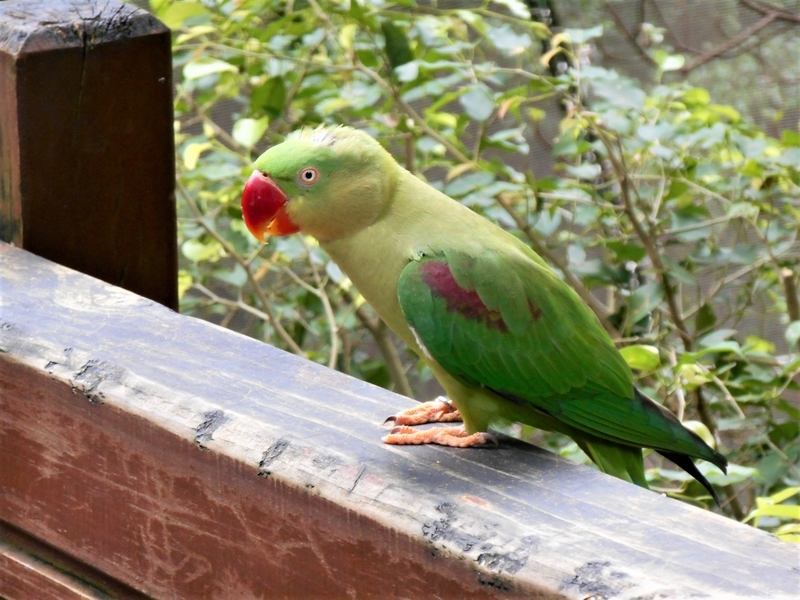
[1,243,799,599]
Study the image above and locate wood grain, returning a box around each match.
[0,521,149,600]
[1,243,798,599]
[0,0,177,309]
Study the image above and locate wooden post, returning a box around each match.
[2,243,799,599]
[0,0,177,310]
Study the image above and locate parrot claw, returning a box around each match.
[383,425,497,448]
[383,397,462,426]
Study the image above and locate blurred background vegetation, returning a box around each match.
[142,0,799,538]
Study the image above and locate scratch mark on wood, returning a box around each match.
[422,502,482,552]
[566,561,634,600]
[194,409,228,448]
[72,358,123,404]
[476,535,538,575]
[349,466,366,494]
[258,438,289,477]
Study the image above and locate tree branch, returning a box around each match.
[346,293,415,399]
[591,127,694,349]
[681,10,777,72]
[178,182,305,356]
[740,0,800,24]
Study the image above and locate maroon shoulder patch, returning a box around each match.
[419,261,508,332]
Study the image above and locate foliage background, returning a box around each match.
[147,0,799,538]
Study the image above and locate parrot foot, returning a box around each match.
[383,397,462,426]
[382,425,497,448]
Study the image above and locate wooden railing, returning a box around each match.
[0,0,177,310]
[1,2,798,599]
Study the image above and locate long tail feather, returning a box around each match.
[658,451,722,507]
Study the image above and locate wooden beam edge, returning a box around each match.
[1,244,798,599]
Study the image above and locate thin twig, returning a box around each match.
[592,126,693,348]
[178,182,305,355]
[681,11,777,72]
[300,238,340,370]
[740,0,800,24]
[344,291,415,398]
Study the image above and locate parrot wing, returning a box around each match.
[397,248,722,462]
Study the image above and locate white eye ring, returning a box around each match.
[299,167,320,185]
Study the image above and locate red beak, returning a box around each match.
[241,171,300,241]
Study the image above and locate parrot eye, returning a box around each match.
[298,167,320,186]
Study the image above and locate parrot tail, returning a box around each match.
[657,450,722,506]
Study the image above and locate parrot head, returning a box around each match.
[241,126,396,242]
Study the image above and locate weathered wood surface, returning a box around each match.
[1,243,798,599]
[0,521,149,600]
[0,0,177,309]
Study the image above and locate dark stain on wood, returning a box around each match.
[259,438,290,478]
[2,243,799,599]
[194,409,229,448]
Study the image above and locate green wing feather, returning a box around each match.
[398,248,725,468]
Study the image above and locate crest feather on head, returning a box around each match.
[288,125,378,153]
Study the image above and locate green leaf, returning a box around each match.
[459,84,495,121]
[620,345,661,372]
[183,58,237,80]
[655,51,685,72]
[177,270,193,300]
[782,130,800,147]
[564,25,603,44]
[681,420,715,449]
[158,1,209,29]
[698,329,737,347]
[382,21,413,70]
[605,241,647,263]
[193,162,241,181]
[786,321,800,349]
[182,238,223,263]
[395,61,419,82]
[662,255,695,285]
[629,281,664,323]
[700,462,756,486]
[213,263,247,287]
[744,335,775,355]
[768,487,800,505]
[695,303,717,332]
[251,77,287,117]
[182,142,211,170]
[490,0,531,19]
[232,117,269,149]
[487,24,532,55]
[564,162,601,180]
[682,88,710,106]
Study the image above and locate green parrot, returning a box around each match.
[241,125,727,502]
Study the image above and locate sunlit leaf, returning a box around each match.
[159,1,209,29]
[232,117,269,149]
[491,0,531,19]
[681,420,715,449]
[177,270,193,300]
[786,321,800,349]
[183,58,237,80]
[564,25,603,44]
[182,238,223,263]
[620,345,661,372]
[183,142,211,170]
[629,281,664,323]
[459,84,495,121]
